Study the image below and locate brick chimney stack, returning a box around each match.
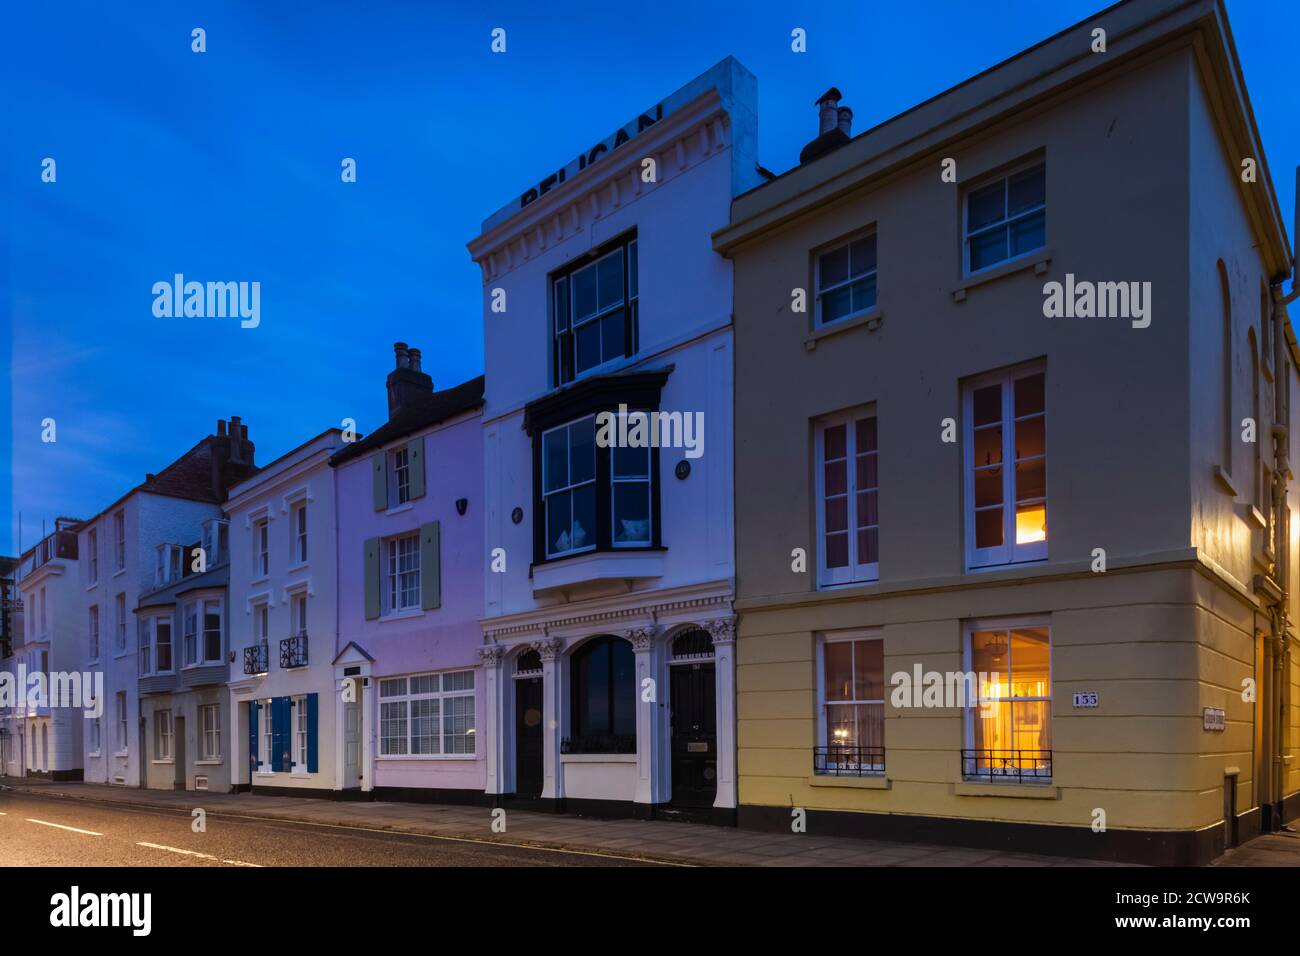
[385,341,434,417]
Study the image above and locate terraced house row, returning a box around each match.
[3,0,1299,864]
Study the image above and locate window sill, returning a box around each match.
[808,774,890,790]
[379,609,424,623]
[954,781,1059,799]
[287,561,308,573]
[384,503,415,517]
[1213,465,1239,497]
[196,759,222,766]
[803,307,883,351]
[86,582,98,591]
[560,753,637,764]
[532,549,666,596]
[87,751,102,758]
[151,759,174,765]
[113,569,126,578]
[113,751,129,758]
[952,247,1053,302]
[249,574,270,587]
[376,754,478,761]
[113,651,130,660]
[1246,504,1267,530]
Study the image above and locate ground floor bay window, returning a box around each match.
[564,636,636,754]
[816,632,884,775]
[963,620,1052,782]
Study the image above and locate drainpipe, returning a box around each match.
[1269,268,1292,827]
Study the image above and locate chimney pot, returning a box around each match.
[409,347,422,372]
[815,87,842,135]
[394,342,409,370]
[837,106,853,137]
[217,420,227,436]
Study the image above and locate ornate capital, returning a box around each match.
[479,644,504,666]
[532,637,563,662]
[625,626,658,651]
[705,616,737,646]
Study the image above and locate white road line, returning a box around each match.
[137,842,262,867]
[26,818,102,836]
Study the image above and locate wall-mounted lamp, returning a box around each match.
[456,498,468,516]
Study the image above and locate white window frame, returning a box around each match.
[113,511,126,572]
[961,616,1053,783]
[183,600,199,666]
[202,517,228,567]
[88,605,100,661]
[87,528,98,584]
[155,615,173,674]
[962,159,1046,277]
[292,695,308,771]
[88,715,101,755]
[377,671,476,758]
[551,239,638,387]
[114,594,127,652]
[392,447,411,505]
[814,230,878,328]
[815,630,886,775]
[199,703,221,760]
[385,534,421,614]
[155,709,173,762]
[200,598,223,664]
[609,413,652,549]
[138,617,153,675]
[291,591,308,637]
[259,699,273,771]
[814,409,879,587]
[542,416,598,559]
[963,363,1047,570]
[254,519,269,578]
[115,692,128,753]
[155,543,182,587]
[292,502,308,565]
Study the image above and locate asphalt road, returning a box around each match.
[0,792,661,867]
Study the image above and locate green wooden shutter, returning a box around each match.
[407,437,426,500]
[364,537,382,620]
[371,453,388,511]
[306,693,319,773]
[420,521,441,611]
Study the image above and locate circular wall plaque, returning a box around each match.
[675,460,691,480]
[511,507,524,524]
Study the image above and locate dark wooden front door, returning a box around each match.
[670,662,717,807]
[515,677,544,798]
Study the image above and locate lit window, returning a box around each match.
[964,366,1046,568]
[817,635,884,774]
[964,161,1045,274]
[964,622,1052,782]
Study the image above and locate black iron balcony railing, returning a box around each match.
[814,745,885,777]
[561,733,636,755]
[961,748,1052,783]
[243,642,269,675]
[280,634,308,669]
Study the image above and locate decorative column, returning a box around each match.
[533,637,564,802]
[628,626,662,808]
[706,616,738,810]
[479,644,506,796]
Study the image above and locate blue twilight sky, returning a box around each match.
[3,0,1298,554]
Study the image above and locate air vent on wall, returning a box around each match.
[194,776,209,791]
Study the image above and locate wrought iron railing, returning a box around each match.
[280,634,308,669]
[561,734,636,755]
[814,746,885,776]
[961,749,1052,783]
[243,642,269,675]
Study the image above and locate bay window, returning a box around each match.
[542,417,596,557]
[202,599,222,663]
[964,365,1046,568]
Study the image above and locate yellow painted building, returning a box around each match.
[714,0,1299,864]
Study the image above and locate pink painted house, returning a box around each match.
[330,343,486,802]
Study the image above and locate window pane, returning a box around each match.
[547,491,572,554]
[411,698,440,754]
[410,674,438,695]
[823,423,846,461]
[855,452,877,491]
[972,700,1011,753]
[822,285,853,323]
[856,416,877,453]
[553,278,569,334]
[967,181,1005,230]
[970,630,1009,685]
[824,643,853,701]
[1014,502,1046,544]
[848,236,876,277]
[1014,373,1045,417]
[857,490,878,527]
[1010,628,1051,695]
[1015,417,1045,460]
[1015,458,1046,501]
[543,429,568,493]
[854,640,883,699]
[601,310,625,363]
[825,703,854,747]
[380,677,407,697]
[975,507,1003,548]
[968,226,1007,271]
[613,483,651,544]
[1012,700,1051,753]
[569,418,595,485]
[972,384,1001,427]
[628,241,638,299]
[571,483,595,550]
[857,527,879,565]
[597,249,625,312]
[825,532,849,569]
[973,424,1002,466]
[819,246,849,288]
[1007,164,1045,215]
[974,466,1003,508]
[824,495,848,534]
[613,442,649,478]
[572,263,598,322]
[1009,210,1045,256]
[850,276,877,313]
[575,321,601,373]
[824,460,847,497]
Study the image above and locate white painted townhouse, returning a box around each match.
[466,57,757,821]
[227,428,345,794]
[77,417,257,787]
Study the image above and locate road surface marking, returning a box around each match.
[222,859,263,867]
[26,818,102,835]
[138,842,261,867]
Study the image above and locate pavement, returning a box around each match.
[0,776,1130,867]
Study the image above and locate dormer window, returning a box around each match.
[202,518,229,567]
[155,544,183,587]
[551,234,638,386]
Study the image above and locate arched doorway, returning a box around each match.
[513,649,544,798]
[668,628,716,808]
